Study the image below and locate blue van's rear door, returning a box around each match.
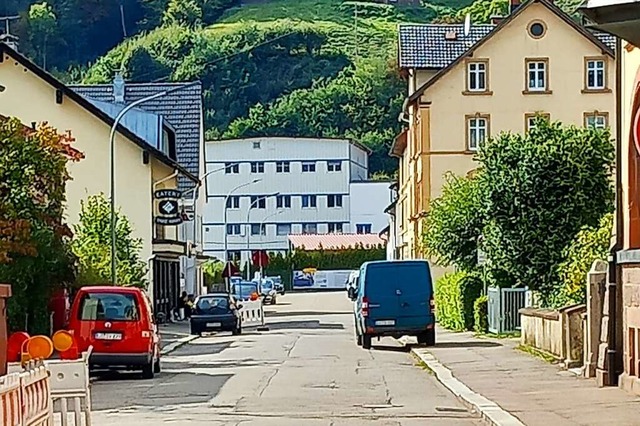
[366,261,432,330]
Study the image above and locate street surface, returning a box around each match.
[90,292,480,425]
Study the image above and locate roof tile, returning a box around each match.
[288,234,385,251]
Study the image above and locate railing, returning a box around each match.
[488,287,529,334]
[0,362,53,426]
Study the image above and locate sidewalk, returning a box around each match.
[413,328,640,426]
[158,320,194,352]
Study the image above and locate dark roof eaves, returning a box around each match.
[0,43,198,183]
[406,0,615,104]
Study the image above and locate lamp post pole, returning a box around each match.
[258,210,284,278]
[109,80,200,284]
[223,179,262,291]
[245,193,279,280]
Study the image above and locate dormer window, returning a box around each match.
[161,128,176,160]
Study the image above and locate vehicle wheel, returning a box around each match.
[271,297,277,305]
[232,321,242,335]
[142,361,155,379]
[282,290,286,296]
[418,329,436,347]
[356,333,363,346]
[362,334,372,350]
[153,358,161,374]
[190,326,199,336]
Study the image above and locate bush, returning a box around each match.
[551,213,613,307]
[474,295,489,333]
[435,271,482,331]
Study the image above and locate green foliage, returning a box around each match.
[27,2,58,67]
[552,213,613,307]
[473,294,488,333]
[224,57,403,174]
[72,194,148,288]
[163,0,203,27]
[202,259,224,286]
[436,0,508,24]
[0,118,81,334]
[435,271,482,331]
[422,172,484,271]
[476,119,615,305]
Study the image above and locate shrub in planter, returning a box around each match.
[435,271,482,331]
[474,294,489,333]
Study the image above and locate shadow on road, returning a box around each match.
[172,341,232,356]
[370,344,411,353]
[266,320,345,330]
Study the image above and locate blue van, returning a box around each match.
[354,260,435,349]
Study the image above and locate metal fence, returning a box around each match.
[488,287,529,334]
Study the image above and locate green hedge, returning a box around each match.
[435,271,483,331]
[474,295,489,333]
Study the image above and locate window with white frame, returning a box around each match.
[467,61,487,92]
[327,194,343,208]
[586,59,606,90]
[250,223,266,236]
[328,222,343,233]
[526,60,547,92]
[276,161,290,173]
[226,224,241,235]
[224,162,239,174]
[276,224,291,236]
[250,162,264,173]
[301,195,317,208]
[584,112,608,129]
[327,160,342,172]
[276,195,291,208]
[467,116,488,151]
[226,196,240,209]
[302,223,317,234]
[250,196,266,209]
[302,162,316,173]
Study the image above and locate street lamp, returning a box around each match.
[223,179,262,289]
[245,193,279,280]
[257,209,284,278]
[109,80,200,284]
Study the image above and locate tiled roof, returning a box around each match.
[398,24,616,70]
[288,234,385,251]
[70,83,202,190]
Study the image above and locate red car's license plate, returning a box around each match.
[94,332,122,340]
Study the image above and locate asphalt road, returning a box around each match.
[90,292,481,425]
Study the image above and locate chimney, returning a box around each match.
[490,15,504,25]
[510,0,521,14]
[113,73,125,104]
[445,30,457,41]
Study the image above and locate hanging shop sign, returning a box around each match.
[155,189,183,226]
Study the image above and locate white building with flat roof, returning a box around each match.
[349,180,394,235]
[202,137,387,265]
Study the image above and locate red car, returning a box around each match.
[68,286,161,379]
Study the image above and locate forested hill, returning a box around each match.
[4,0,584,176]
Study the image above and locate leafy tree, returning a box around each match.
[422,172,484,271]
[163,0,203,27]
[553,213,613,307]
[0,118,82,333]
[202,259,224,284]
[28,2,58,68]
[476,119,614,305]
[72,193,148,288]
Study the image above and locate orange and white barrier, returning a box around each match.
[0,362,53,426]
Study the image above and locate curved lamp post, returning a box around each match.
[256,209,284,278]
[244,193,279,280]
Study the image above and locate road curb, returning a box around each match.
[412,348,525,426]
[161,335,198,356]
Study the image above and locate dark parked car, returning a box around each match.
[190,293,242,336]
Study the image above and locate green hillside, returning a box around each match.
[9,0,585,176]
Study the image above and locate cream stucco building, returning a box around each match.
[391,0,617,264]
[0,43,199,318]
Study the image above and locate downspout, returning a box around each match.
[608,36,623,386]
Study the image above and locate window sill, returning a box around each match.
[462,90,494,96]
[522,89,553,95]
[581,88,612,94]
[464,149,478,155]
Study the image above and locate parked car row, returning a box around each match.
[346,260,436,350]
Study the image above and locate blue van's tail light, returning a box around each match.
[430,297,435,314]
[361,297,370,317]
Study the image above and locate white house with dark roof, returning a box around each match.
[390,0,616,262]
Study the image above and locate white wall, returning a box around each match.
[202,137,370,265]
[349,181,392,235]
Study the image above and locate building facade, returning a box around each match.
[202,137,387,265]
[0,43,198,318]
[391,0,617,261]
